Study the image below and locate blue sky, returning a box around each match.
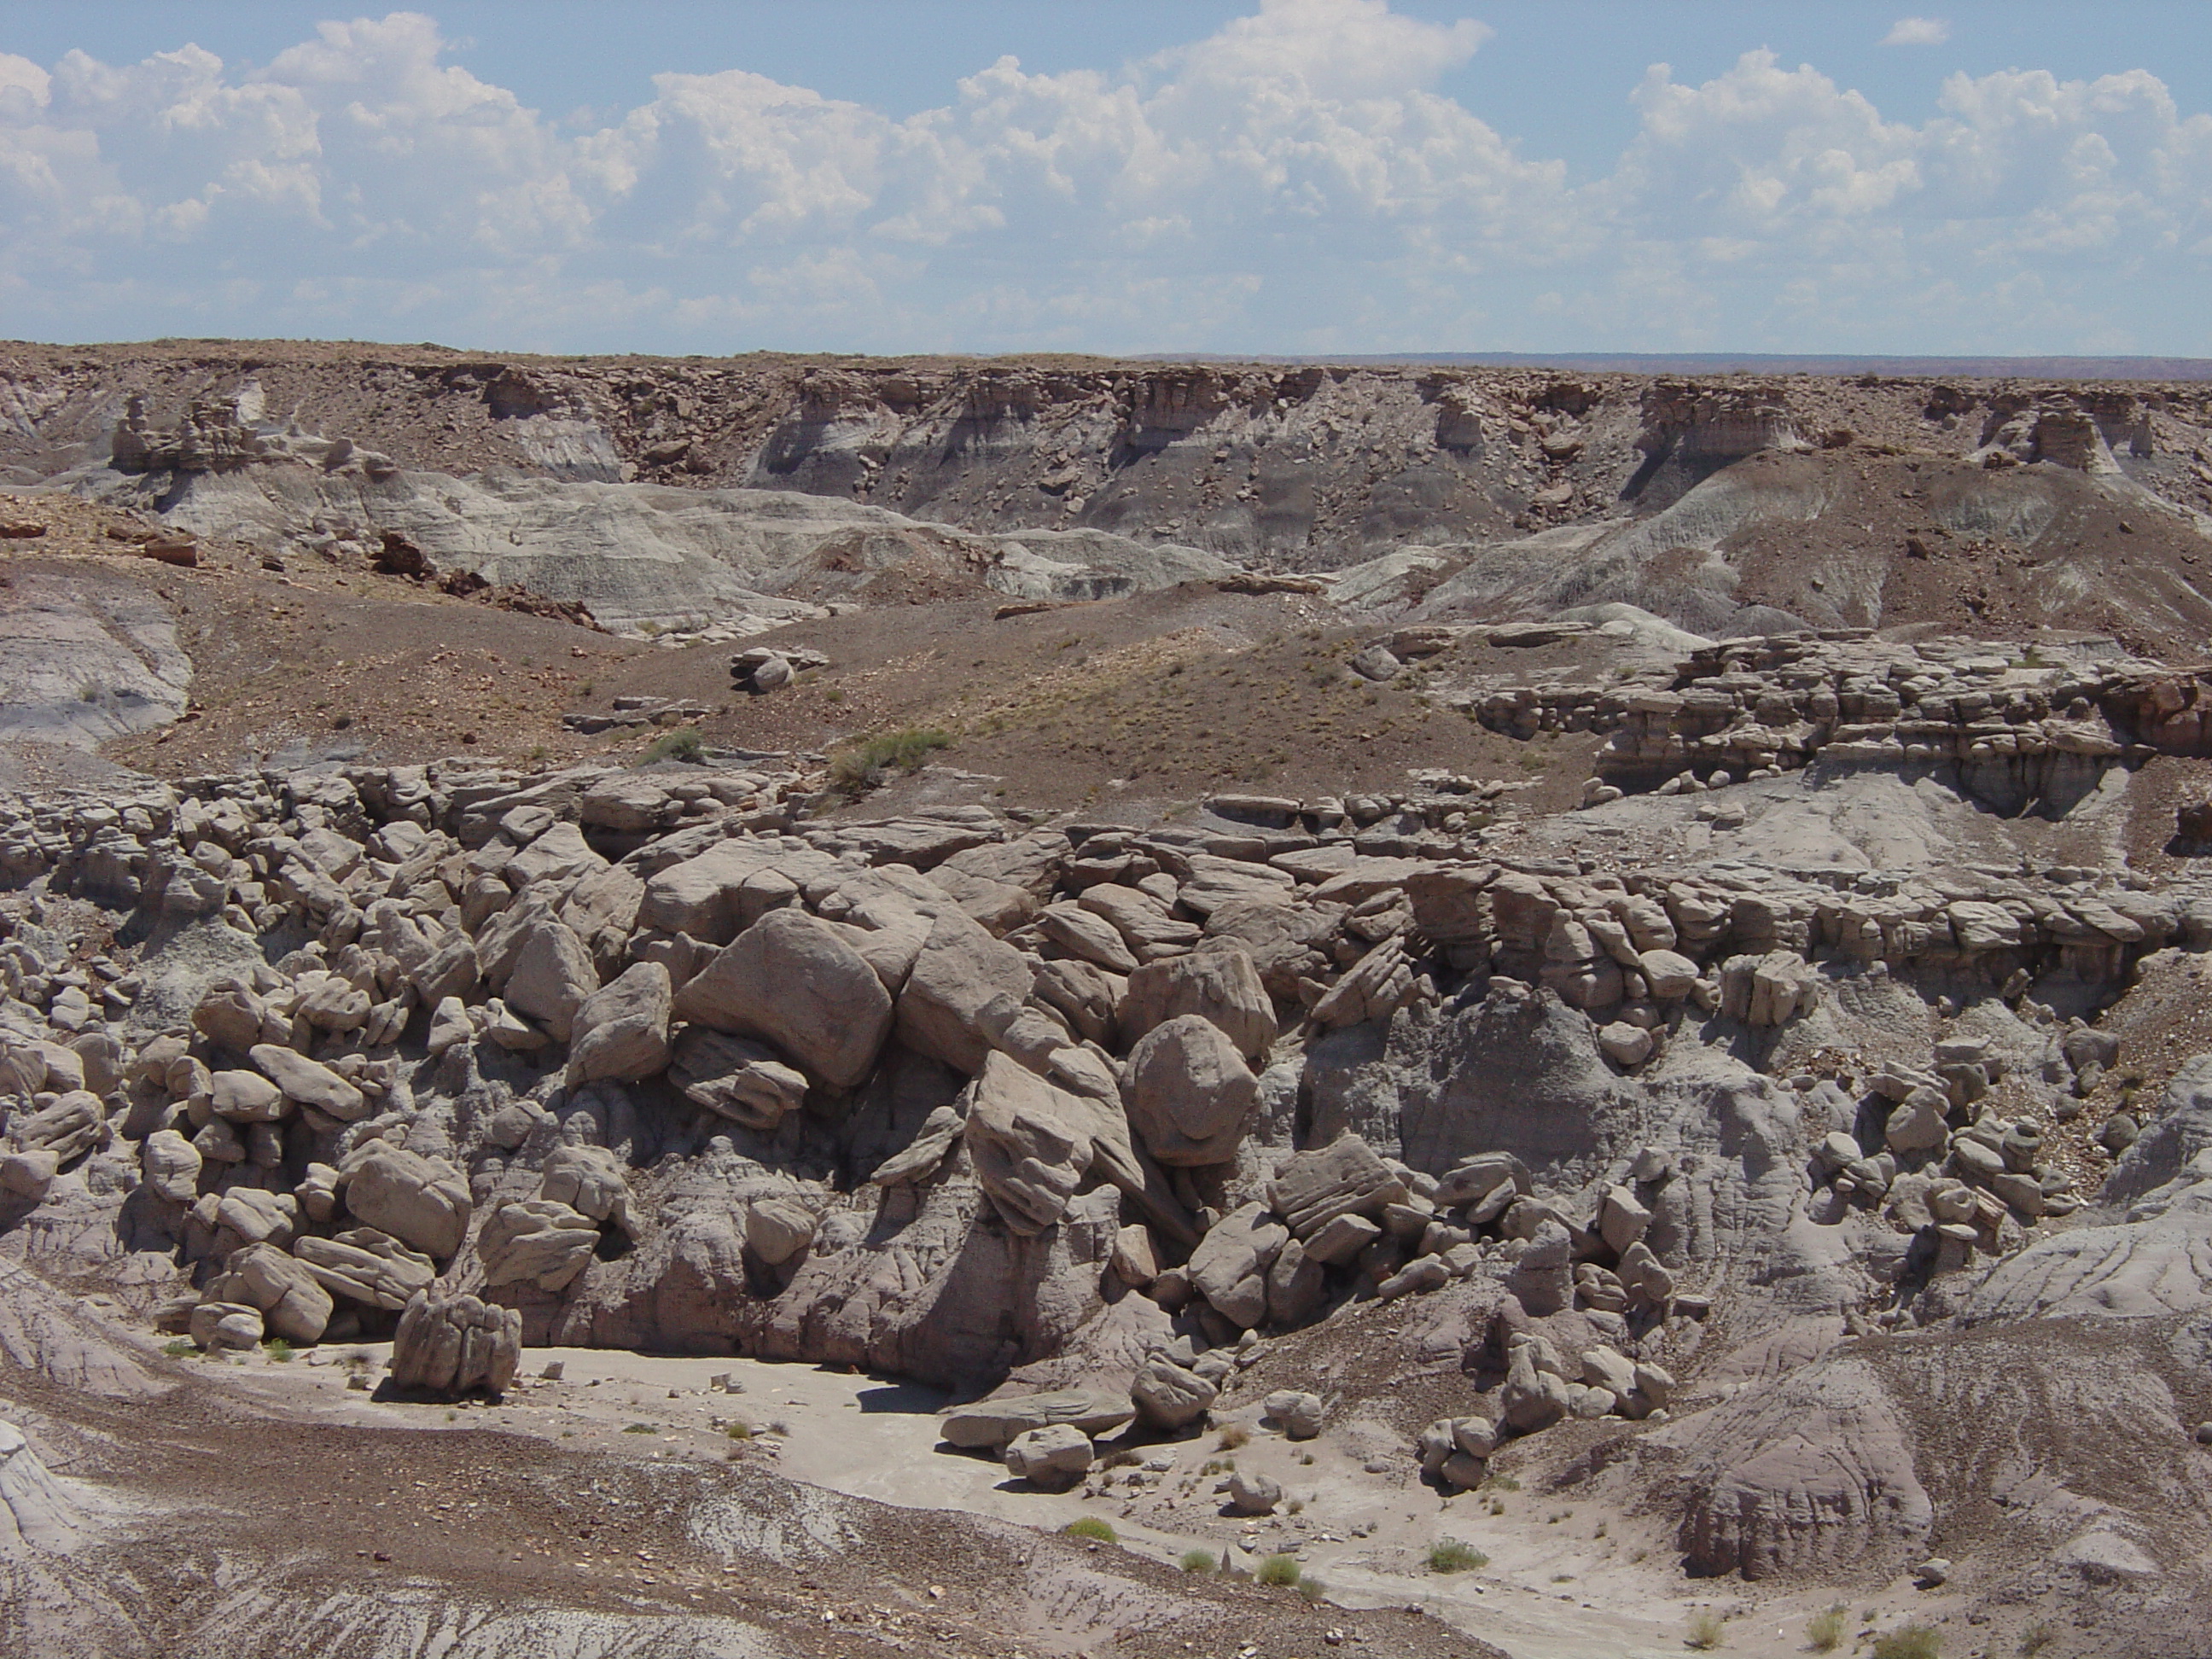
[3,1,2209,356]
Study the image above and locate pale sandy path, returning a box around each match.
[229,1342,1940,1659]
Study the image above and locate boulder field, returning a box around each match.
[0,699,2209,1652]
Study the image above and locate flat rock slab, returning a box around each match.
[938,1388,1135,1449]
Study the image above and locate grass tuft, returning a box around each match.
[264,1338,294,1363]
[1871,1626,1941,1659]
[828,726,952,795]
[1685,1608,1727,1650]
[1062,1517,1116,1543]
[639,728,704,765]
[1179,1548,1216,1574]
[1255,1554,1303,1587]
[621,1422,658,1435]
[1428,1539,1488,1575]
[1807,1604,1849,1653]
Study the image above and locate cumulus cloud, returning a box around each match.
[0,3,2204,353]
[1882,17,1952,48]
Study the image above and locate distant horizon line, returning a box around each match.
[1171,352,2212,381]
[8,337,2212,381]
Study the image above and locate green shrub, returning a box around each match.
[725,1422,753,1441]
[639,728,705,765]
[1807,1604,1849,1653]
[828,726,952,795]
[1428,1540,1488,1575]
[264,1338,294,1363]
[1179,1548,1216,1574]
[161,1338,195,1359]
[1295,1573,1327,1602]
[1062,1517,1116,1543]
[1685,1609,1727,1650]
[1871,1626,1941,1659]
[1256,1554,1303,1587]
[2017,1626,2055,1658]
[622,1422,657,1435]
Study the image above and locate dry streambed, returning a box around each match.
[208,1342,1947,1659]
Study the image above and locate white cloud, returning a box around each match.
[0,4,2204,354]
[1882,17,1952,48]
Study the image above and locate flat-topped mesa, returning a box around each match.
[1636,379,1805,461]
[1116,366,1243,453]
[1973,388,2157,471]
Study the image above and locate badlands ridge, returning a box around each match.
[0,345,2209,1659]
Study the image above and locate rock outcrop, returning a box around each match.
[388,1289,521,1398]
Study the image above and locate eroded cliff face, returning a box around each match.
[9,343,2212,575]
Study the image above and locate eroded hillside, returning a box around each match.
[4,346,2212,1659]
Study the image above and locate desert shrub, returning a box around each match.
[725,1422,753,1441]
[1216,1423,1250,1450]
[639,728,704,765]
[1063,1517,1116,1543]
[621,1422,657,1435]
[1179,1549,1216,1574]
[1685,1608,1727,1650]
[828,725,953,795]
[1871,1626,1940,1659]
[1256,1554,1302,1587]
[1807,1604,1849,1652]
[1295,1573,1327,1602]
[160,1338,195,1359]
[1428,1540,1487,1575]
[2017,1626,2055,1658]
[263,1338,294,1363]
